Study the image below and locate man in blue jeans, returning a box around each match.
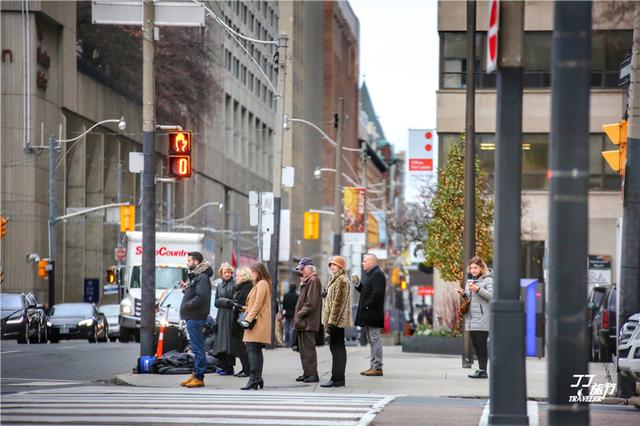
[179,251,213,388]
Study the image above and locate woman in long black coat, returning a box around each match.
[231,267,254,377]
[212,263,237,375]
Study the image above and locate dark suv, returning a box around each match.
[588,285,615,362]
[0,292,47,343]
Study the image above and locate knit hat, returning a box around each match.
[328,256,346,270]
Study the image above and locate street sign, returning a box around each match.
[486,0,500,73]
[619,54,632,86]
[408,130,435,172]
[84,278,100,304]
[417,286,434,296]
[92,1,205,27]
[115,246,126,262]
[249,191,259,227]
[129,152,144,173]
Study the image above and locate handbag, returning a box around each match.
[237,311,257,330]
[460,296,470,315]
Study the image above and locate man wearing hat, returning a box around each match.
[320,256,353,387]
[292,257,322,383]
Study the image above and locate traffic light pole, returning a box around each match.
[462,0,476,370]
[48,135,57,309]
[333,98,345,256]
[548,2,591,424]
[268,32,288,346]
[618,3,640,399]
[140,0,156,358]
[489,2,527,424]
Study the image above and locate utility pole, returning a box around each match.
[117,158,123,298]
[618,1,640,399]
[462,0,476,369]
[140,0,156,358]
[548,2,591,424]
[489,1,527,424]
[268,32,288,346]
[235,213,240,267]
[48,135,57,308]
[361,142,368,259]
[333,98,345,256]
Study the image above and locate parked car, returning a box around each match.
[0,292,46,343]
[587,285,613,362]
[48,303,108,343]
[596,286,617,358]
[618,312,640,382]
[26,293,49,343]
[99,304,120,342]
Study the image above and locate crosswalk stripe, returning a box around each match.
[1,386,396,426]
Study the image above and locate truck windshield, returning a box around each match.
[130,266,187,289]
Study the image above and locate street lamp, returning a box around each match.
[38,117,127,308]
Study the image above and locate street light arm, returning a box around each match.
[57,118,125,143]
[170,201,224,223]
[54,202,130,223]
[288,118,361,152]
[316,167,364,187]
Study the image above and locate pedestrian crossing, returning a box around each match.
[0,386,396,425]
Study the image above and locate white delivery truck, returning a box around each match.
[118,231,213,342]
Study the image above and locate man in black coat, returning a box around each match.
[179,251,213,387]
[354,253,386,377]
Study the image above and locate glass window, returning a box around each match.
[99,305,120,316]
[592,31,632,87]
[50,304,93,317]
[130,266,187,289]
[441,32,486,89]
[1,293,24,309]
[524,32,552,88]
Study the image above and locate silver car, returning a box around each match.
[99,304,121,342]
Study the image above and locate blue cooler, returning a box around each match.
[138,356,156,373]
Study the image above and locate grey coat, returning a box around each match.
[463,271,493,331]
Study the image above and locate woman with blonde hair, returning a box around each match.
[230,267,253,377]
[457,256,493,379]
[239,263,272,390]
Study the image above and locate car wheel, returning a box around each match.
[29,322,41,344]
[88,326,97,343]
[38,325,48,344]
[50,335,59,343]
[17,322,29,344]
[98,326,108,343]
[109,336,118,342]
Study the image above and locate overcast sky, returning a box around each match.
[349,0,439,154]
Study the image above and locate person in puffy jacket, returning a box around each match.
[179,251,213,388]
[457,256,493,379]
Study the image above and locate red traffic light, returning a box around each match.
[168,131,192,178]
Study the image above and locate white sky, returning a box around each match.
[349,0,440,154]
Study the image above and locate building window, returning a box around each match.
[524,32,552,88]
[592,31,632,87]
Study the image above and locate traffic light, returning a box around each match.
[106,267,116,284]
[37,260,49,279]
[303,211,320,240]
[602,119,627,175]
[0,216,6,239]
[391,267,401,285]
[168,131,192,178]
[120,205,136,232]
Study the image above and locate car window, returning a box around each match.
[160,288,184,308]
[130,266,188,289]
[49,304,93,317]
[592,289,607,307]
[1,294,24,309]
[99,305,120,316]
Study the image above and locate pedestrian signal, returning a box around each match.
[168,131,192,178]
[602,119,627,175]
[120,205,136,232]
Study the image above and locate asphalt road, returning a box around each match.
[1,339,139,394]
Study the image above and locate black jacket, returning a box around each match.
[354,265,386,328]
[179,263,213,321]
[282,289,298,320]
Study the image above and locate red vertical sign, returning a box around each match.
[486,0,499,73]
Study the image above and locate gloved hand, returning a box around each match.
[239,319,251,329]
[326,324,336,334]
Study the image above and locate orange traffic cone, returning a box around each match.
[155,324,165,358]
[405,321,412,336]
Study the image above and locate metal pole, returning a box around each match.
[548,2,591,424]
[117,158,123,298]
[166,182,173,232]
[489,2,527,424]
[462,0,476,369]
[618,1,640,399]
[361,143,368,273]
[268,32,288,346]
[333,98,345,256]
[48,135,57,308]
[140,0,156,358]
[235,213,240,266]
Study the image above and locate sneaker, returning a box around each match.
[185,377,205,387]
[468,370,488,379]
[364,369,383,376]
[180,374,195,387]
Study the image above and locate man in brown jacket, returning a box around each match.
[293,257,322,383]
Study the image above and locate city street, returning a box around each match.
[1,341,639,425]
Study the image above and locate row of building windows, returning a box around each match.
[438,133,620,191]
[224,49,275,109]
[440,31,632,89]
[226,0,277,38]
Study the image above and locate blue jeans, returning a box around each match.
[186,319,206,379]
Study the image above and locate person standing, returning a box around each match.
[293,257,322,383]
[320,256,352,388]
[231,267,254,377]
[239,263,272,390]
[179,251,213,388]
[354,253,386,377]
[457,256,493,379]
[212,263,237,375]
[282,283,298,347]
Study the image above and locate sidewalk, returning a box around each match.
[114,345,614,400]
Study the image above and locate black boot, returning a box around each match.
[241,372,262,390]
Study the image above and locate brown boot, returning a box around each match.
[180,374,195,387]
[364,369,383,376]
[185,377,204,388]
[360,369,372,376]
